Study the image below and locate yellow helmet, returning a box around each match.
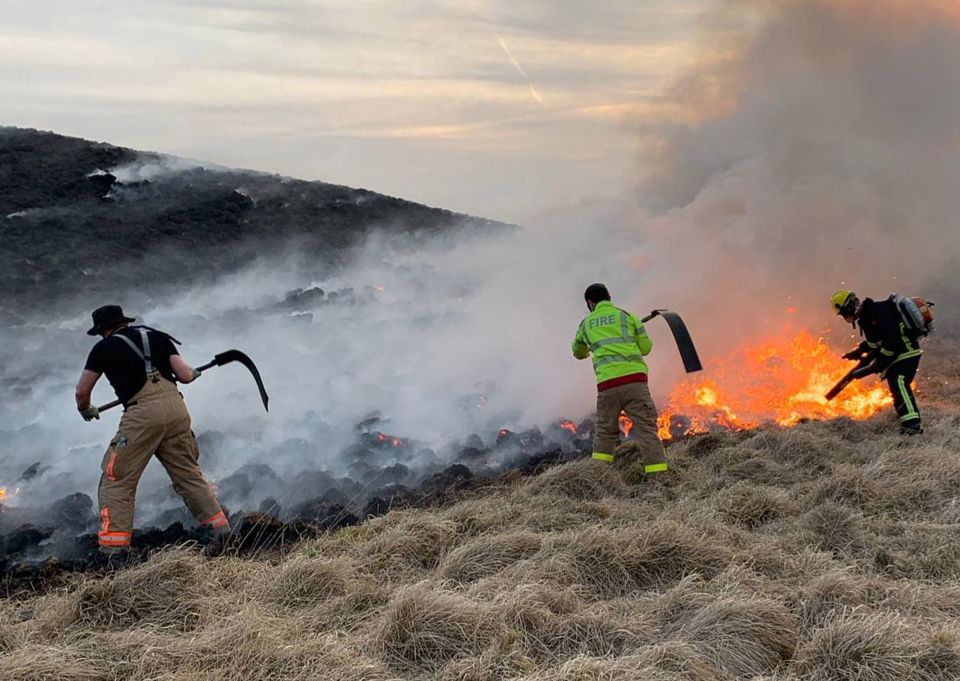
[831,289,856,315]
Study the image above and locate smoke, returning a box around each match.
[631,0,960,343]
[108,156,209,184]
[3,0,959,526]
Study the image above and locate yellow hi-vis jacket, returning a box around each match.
[572,301,653,385]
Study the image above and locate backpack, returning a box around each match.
[888,294,935,337]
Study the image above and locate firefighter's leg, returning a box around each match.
[155,417,228,530]
[592,388,623,463]
[887,357,922,434]
[621,382,668,474]
[98,407,164,548]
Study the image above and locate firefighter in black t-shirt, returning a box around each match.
[831,290,923,435]
[75,305,229,552]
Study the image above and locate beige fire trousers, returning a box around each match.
[98,374,227,547]
[592,380,667,472]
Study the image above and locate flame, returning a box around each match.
[649,330,896,440]
[558,419,576,434]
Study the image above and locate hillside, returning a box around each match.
[0,128,504,317]
[0,348,958,681]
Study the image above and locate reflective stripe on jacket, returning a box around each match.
[572,301,652,384]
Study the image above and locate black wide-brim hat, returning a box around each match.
[87,305,136,336]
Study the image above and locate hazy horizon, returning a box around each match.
[0,0,707,224]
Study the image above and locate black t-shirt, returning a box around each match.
[84,326,180,405]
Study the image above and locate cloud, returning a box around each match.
[0,0,703,222]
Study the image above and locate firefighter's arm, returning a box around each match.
[870,344,898,374]
[75,370,102,420]
[170,354,202,383]
[572,324,590,360]
[632,314,653,356]
[856,325,898,377]
[842,341,873,361]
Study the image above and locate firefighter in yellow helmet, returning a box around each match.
[831,289,923,435]
[572,284,667,471]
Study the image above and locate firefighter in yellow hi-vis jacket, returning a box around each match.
[572,284,667,471]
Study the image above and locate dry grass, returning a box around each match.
[3,374,960,680]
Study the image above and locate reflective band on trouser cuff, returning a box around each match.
[897,376,918,422]
[592,452,614,463]
[644,463,669,473]
[99,531,132,547]
[203,511,229,528]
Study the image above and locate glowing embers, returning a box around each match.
[372,432,405,448]
[0,487,21,506]
[646,330,894,440]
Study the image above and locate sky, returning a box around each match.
[0,0,707,223]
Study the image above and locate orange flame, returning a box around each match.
[650,330,895,440]
[558,419,577,434]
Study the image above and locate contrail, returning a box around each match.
[496,35,545,105]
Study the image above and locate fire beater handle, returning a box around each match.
[825,355,874,401]
[641,309,703,374]
[94,349,269,414]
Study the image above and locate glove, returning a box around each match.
[850,366,875,379]
[80,405,100,421]
[842,349,864,361]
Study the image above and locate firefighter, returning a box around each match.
[572,284,667,470]
[831,289,924,435]
[75,305,229,553]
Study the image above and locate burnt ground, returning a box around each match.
[0,420,592,594]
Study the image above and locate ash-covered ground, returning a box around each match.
[0,129,603,588]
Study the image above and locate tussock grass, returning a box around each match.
[440,530,542,584]
[70,549,217,631]
[374,583,494,670]
[4,376,960,680]
[518,458,628,501]
[562,522,731,597]
[257,555,353,610]
[792,610,960,681]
